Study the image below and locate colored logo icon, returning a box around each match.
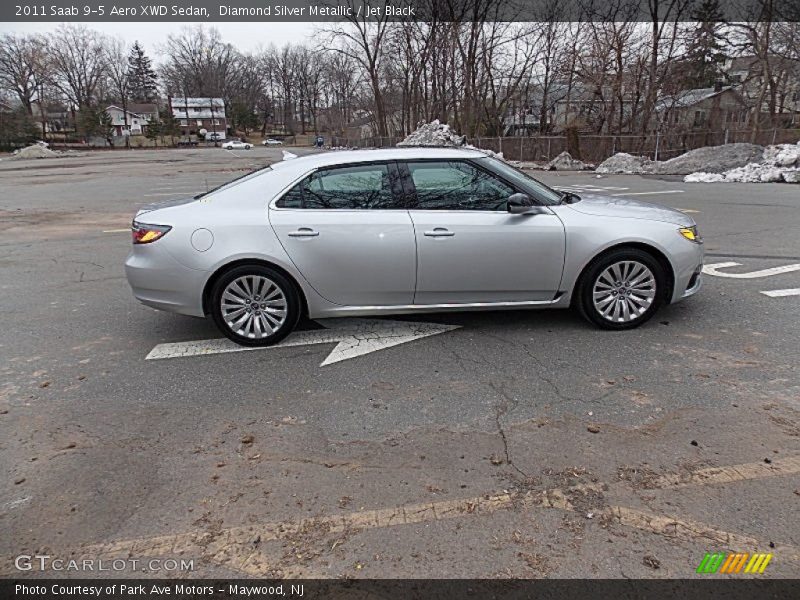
[696,552,773,574]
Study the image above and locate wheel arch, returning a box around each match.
[572,242,675,306]
[202,258,309,317]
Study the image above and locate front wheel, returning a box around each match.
[575,248,667,330]
[210,265,300,346]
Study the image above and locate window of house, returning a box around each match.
[213,119,220,125]
[179,119,188,126]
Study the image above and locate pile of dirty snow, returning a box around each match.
[684,141,800,184]
[545,151,590,171]
[10,144,60,160]
[659,143,764,175]
[596,153,654,174]
[397,120,508,161]
[397,120,466,147]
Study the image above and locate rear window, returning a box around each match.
[193,165,272,199]
[275,164,397,209]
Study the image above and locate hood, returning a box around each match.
[567,193,694,226]
[135,196,198,219]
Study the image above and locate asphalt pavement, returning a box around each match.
[1,147,798,579]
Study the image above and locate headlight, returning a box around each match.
[679,226,702,243]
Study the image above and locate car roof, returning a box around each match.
[270,147,489,173]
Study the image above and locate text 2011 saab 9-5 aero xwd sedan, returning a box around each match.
[125,148,703,346]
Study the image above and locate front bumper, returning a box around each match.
[125,244,208,317]
[671,243,704,304]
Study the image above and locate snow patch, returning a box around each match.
[545,151,589,171]
[684,140,800,183]
[596,153,653,174]
[397,120,467,147]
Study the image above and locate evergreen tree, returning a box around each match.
[157,106,180,144]
[0,107,38,150]
[684,0,727,88]
[145,117,161,146]
[126,41,158,103]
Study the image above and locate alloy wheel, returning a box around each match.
[592,260,656,323]
[220,275,288,339]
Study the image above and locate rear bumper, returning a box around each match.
[125,245,207,317]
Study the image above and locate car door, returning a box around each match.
[403,159,566,304]
[269,161,416,306]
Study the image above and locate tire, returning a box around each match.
[210,264,301,346]
[575,248,667,330]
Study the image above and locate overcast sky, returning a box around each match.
[0,22,317,60]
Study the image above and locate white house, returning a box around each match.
[105,103,158,136]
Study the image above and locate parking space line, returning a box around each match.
[761,288,800,298]
[611,190,684,196]
[48,454,800,578]
[102,229,129,233]
[677,208,701,214]
[143,192,200,197]
[649,454,800,489]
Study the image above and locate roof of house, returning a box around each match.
[656,86,744,111]
[128,103,158,114]
[169,97,225,108]
[105,104,156,118]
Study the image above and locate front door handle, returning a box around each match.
[287,228,319,238]
[424,227,455,238]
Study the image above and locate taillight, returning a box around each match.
[132,221,172,244]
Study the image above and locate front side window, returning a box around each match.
[406,161,514,211]
[276,164,396,209]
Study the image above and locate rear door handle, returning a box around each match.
[424,228,455,237]
[287,228,319,238]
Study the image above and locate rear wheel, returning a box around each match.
[210,265,300,346]
[576,248,666,330]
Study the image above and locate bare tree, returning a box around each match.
[321,0,393,136]
[104,38,131,147]
[0,33,48,116]
[49,25,108,111]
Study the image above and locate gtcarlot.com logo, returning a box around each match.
[696,552,773,574]
[15,554,194,572]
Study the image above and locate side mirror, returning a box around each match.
[507,193,543,215]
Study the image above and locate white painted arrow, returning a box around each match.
[702,262,800,279]
[145,318,460,366]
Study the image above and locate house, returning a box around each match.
[105,103,158,136]
[169,97,227,139]
[656,84,750,130]
[723,55,800,125]
[31,103,73,134]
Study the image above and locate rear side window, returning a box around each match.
[276,163,397,209]
[406,161,515,210]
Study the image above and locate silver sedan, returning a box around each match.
[125,148,703,346]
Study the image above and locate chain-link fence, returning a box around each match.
[330,128,800,164]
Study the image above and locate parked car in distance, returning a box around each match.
[222,140,253,150]
[125,148,704,346]
[263,138,283,145]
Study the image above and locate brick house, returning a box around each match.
[169,97,227,139]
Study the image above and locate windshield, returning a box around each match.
[193,165,272,199]
[478,156,562,205]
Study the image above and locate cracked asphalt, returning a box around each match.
[1,148,798,579]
